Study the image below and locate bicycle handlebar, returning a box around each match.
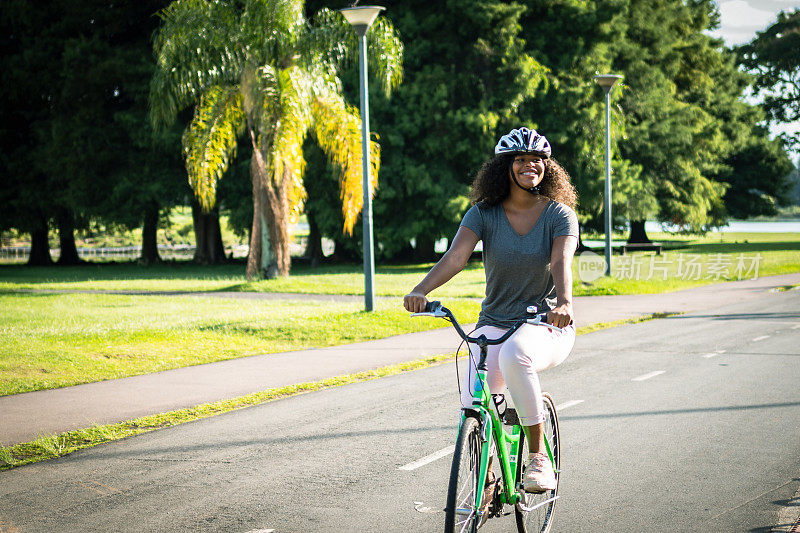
[411,300,565,346]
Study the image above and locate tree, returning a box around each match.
[150,0,403,278]
[0,0,61,265]
[698,42,795,221]
[40,32,123,266]
[1,0,187,267]
[715,131,794,219]
[738,9,800,151]
[612,0,731,233]
[299,139,343,264]
[302,0,547,262]
[788,159,800,206]
[105,49,189,266]
[518,0,631,234]
[532,0,785,238]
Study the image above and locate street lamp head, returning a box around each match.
[593,74,623,93]
[340,6,385,37]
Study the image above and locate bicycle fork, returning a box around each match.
[465,367,493,518]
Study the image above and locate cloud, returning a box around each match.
[718,0,775,28]
[709,0,800,45]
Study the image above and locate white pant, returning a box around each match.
[460,323,576,425]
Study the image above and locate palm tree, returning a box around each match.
[149,0,403,278]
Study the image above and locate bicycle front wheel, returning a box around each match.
[515,393,560,533]
[444,414,484,533]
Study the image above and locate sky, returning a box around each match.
[707,0,800,160]
[708,0,800,45]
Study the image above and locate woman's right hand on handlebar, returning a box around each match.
[403,291,429,313]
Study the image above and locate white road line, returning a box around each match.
[752,335,771,342]
[400,400,585,472]
[792,325,800,330]
[556,400,585,410]
[398,445,455,471]
[401,400,585,472]
[701,353,719,358]
[245,530,275,533]
[632,370,666,382]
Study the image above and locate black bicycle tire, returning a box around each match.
[514,393,560,533]
[444,415,483,533]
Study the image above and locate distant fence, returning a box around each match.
[0,244,250,262]
[0,238,333,263]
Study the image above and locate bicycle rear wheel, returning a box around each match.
[444,415,484,533]
[514,393,560,533]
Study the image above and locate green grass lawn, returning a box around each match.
[0,261,247,292]
[1,231,797,397]
[0,292,481,396]
[2,232,798,297]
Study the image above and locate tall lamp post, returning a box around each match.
[593,74,623,277]
[340,5,384,312]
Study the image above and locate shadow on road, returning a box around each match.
[560,401,800,421]
[748,482,800,533]
[749,524,793,532]
[60,423,456,463]
[666,311,800,321]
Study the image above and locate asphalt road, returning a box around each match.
[1,290,799,532]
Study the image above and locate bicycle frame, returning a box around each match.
[466,342,527,509]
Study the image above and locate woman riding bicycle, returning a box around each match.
[404,127,578,493]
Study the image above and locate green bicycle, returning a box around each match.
[412,301,561,533]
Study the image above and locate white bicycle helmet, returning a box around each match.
[494,127,551,158]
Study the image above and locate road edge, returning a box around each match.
[0,311,678,471]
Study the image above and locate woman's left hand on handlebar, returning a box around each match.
[546,303,573,328]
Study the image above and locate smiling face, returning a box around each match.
[511,154,546,189]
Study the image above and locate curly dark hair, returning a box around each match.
[470,153,578,208]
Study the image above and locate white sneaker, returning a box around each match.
[523,452,556,493]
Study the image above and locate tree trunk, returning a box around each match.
[246,155,263,280]
[259,189,277,278]
[304,213,323,268]
[139,202,161,265]
[263,165,292,277]
[627,220,652,244]
[246,124,280,279]
[414,234,438,262]
[576,224,590,252]
[27,213,52,266]
[391,242,416,263]
[191,199,227,264]
[55,210,82,265]
[330,233,362,262]
[209,208,226,262]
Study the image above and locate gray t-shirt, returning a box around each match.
[460,200,579,328]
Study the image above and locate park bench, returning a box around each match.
[620,242,663,255]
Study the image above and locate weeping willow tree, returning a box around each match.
[150,0,403,278]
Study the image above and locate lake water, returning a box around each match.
[645,220,800,233]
